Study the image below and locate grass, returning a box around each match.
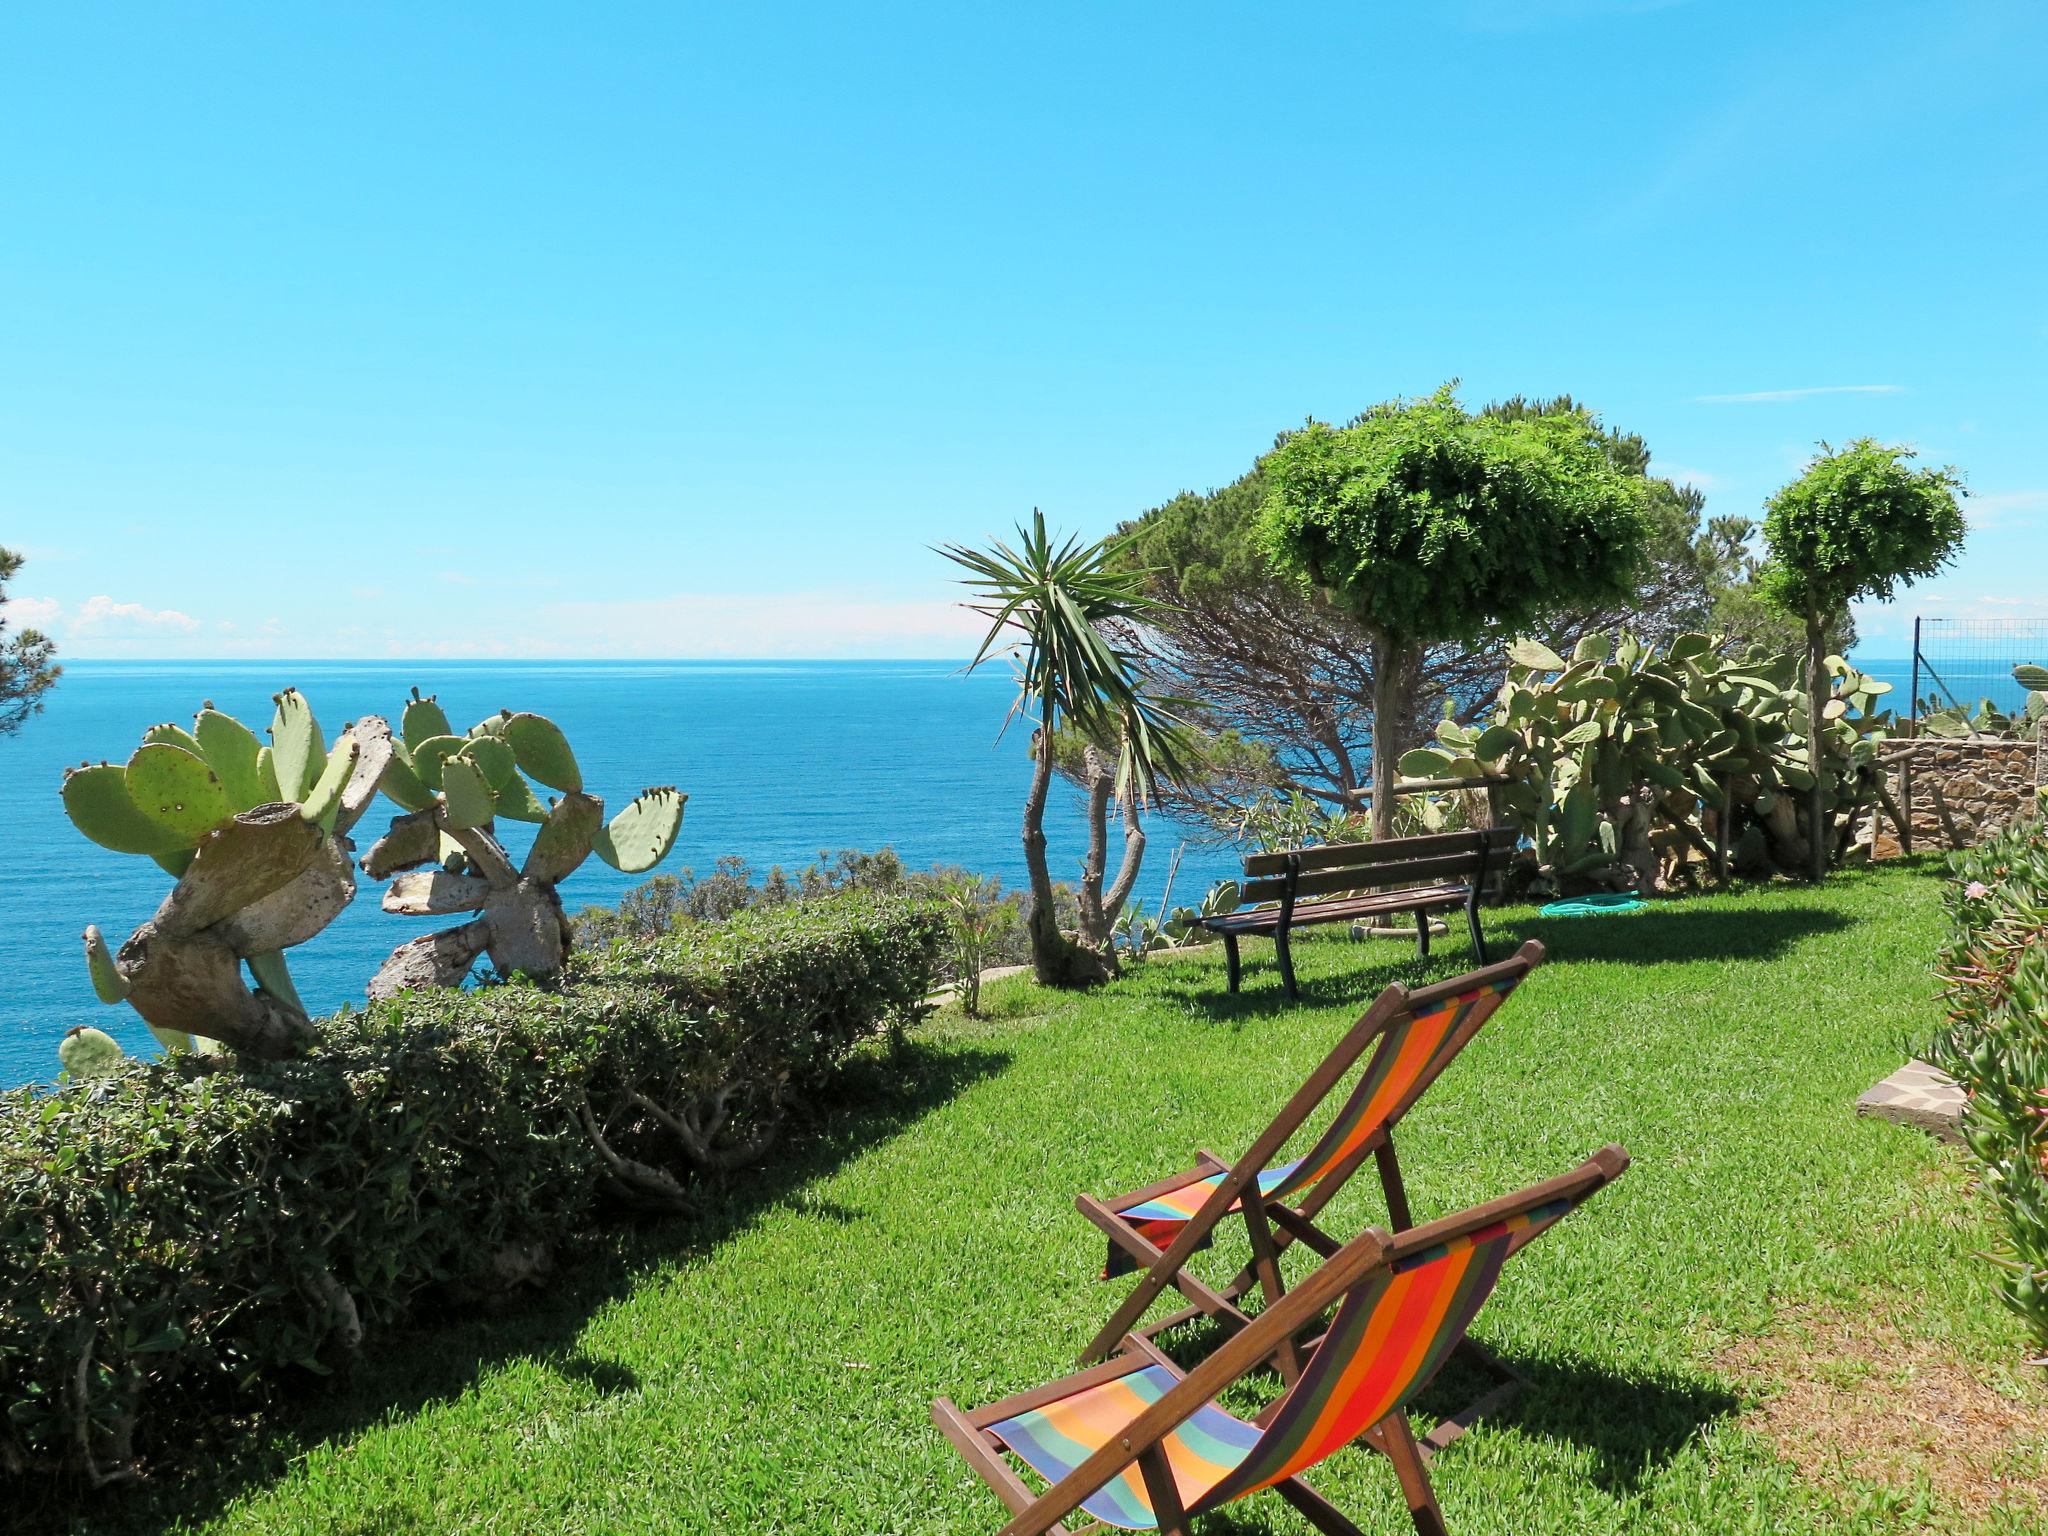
[48,859,2047,1534]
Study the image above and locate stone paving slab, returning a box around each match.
[1856,1059,1966,1146]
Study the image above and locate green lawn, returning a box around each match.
[53,860,2047,1534]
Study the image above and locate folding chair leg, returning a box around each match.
[1371,1411,1448,1536]
[1414,907,1430,960]
[1223,931,1241,993]
[1275,1476,1370,1536]
[1241,1200,1303,1384]
[1374,1137,1415,1232]
[1275,924,1298,998]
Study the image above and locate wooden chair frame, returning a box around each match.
[1076,942,1546,1373]
[936,1148,1630,1536]
[1199,827,1517,998]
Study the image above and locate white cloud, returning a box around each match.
[0,594,63,629]
[1693,385,1905,404]
[70,595,203,638]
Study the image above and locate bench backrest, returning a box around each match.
[1239,826,1518,906]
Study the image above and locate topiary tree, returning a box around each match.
[941,510,1189,986]
[1758,440,1966,879]
[1258,386,1651,839]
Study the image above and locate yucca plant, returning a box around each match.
[942,509,1190,985]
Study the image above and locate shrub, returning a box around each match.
[0,891,942,1484]
[1930,810,2048,1357]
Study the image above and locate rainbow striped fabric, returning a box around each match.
[990,1364,1262,1529]
[1104,981,1514,1277]
[996,1195,1576,1530]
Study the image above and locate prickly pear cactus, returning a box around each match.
[362,691,684,998]
[61,690,394,1059]
[1398,632,1896,893]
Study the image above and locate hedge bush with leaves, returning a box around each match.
[1931,810,2048,1357]
[1,891,942,1484]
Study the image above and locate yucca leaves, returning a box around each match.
[940,508,1192,799]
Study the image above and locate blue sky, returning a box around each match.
[3,1,2043,660]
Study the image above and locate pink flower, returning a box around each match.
[1964,880,1990,900]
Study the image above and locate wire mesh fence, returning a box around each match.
[1908,618,2048,722]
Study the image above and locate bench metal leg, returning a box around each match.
[1274,924,1298,998]
[1414,907,1430,961]
[1223,932,1241,993]
[1466,895,1488,964]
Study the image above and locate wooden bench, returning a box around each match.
[1197,826,1518,997]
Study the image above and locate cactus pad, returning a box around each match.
[127,743,235,846]
[62,763,187,856]
[84,925,131,1003]
[270,688,324,801]
[501,712,582,793]
[194,707,273,810]
[492,774,549,823]
[592,786,686,873]
[142,720,205,756]
[459,735,518,790]
[298,737,360,831]
[58,1025,125,1078]
[401,690,454,755]
[408,735,466,792]
[377,746,436,812]
[439,755,497,830]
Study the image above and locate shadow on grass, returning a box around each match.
[1160,900,1857,1019]
[29,1036,1009,1536]
[1412,1346,1739,1493]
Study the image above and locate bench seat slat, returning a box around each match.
[1199,883,1470,934]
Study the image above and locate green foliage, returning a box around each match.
[937,875,1015,1017]
[1399,632,1896,891]
[940,508,1189,799]
[1758,439,1967,622]
[1257,386,1651,650]
[1930,819,2048,1355]
[0,544,59,735]
[0,892,942,1482]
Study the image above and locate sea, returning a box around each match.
[0,661,1251,1088]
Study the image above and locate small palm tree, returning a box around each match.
[941,510,1188,986]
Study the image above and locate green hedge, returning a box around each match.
[0,892,942,1484]
[1930,811,2048,1355]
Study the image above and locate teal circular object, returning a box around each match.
[1538,893,1648,917]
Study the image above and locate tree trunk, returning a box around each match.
[1023,728,1110,986]
[1806,605,1828,882]
[1075,744,1113,949]
[1368,631,1415,842]
[1102,788,1147,928]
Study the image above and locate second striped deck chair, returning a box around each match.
[935,1147,1629,1536]
[1077,941,1545,1370]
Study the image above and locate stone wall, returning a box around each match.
[1886,732,2046,851]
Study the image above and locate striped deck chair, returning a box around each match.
[934,1147,1628,1536]
[1076,942,1545,1374]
